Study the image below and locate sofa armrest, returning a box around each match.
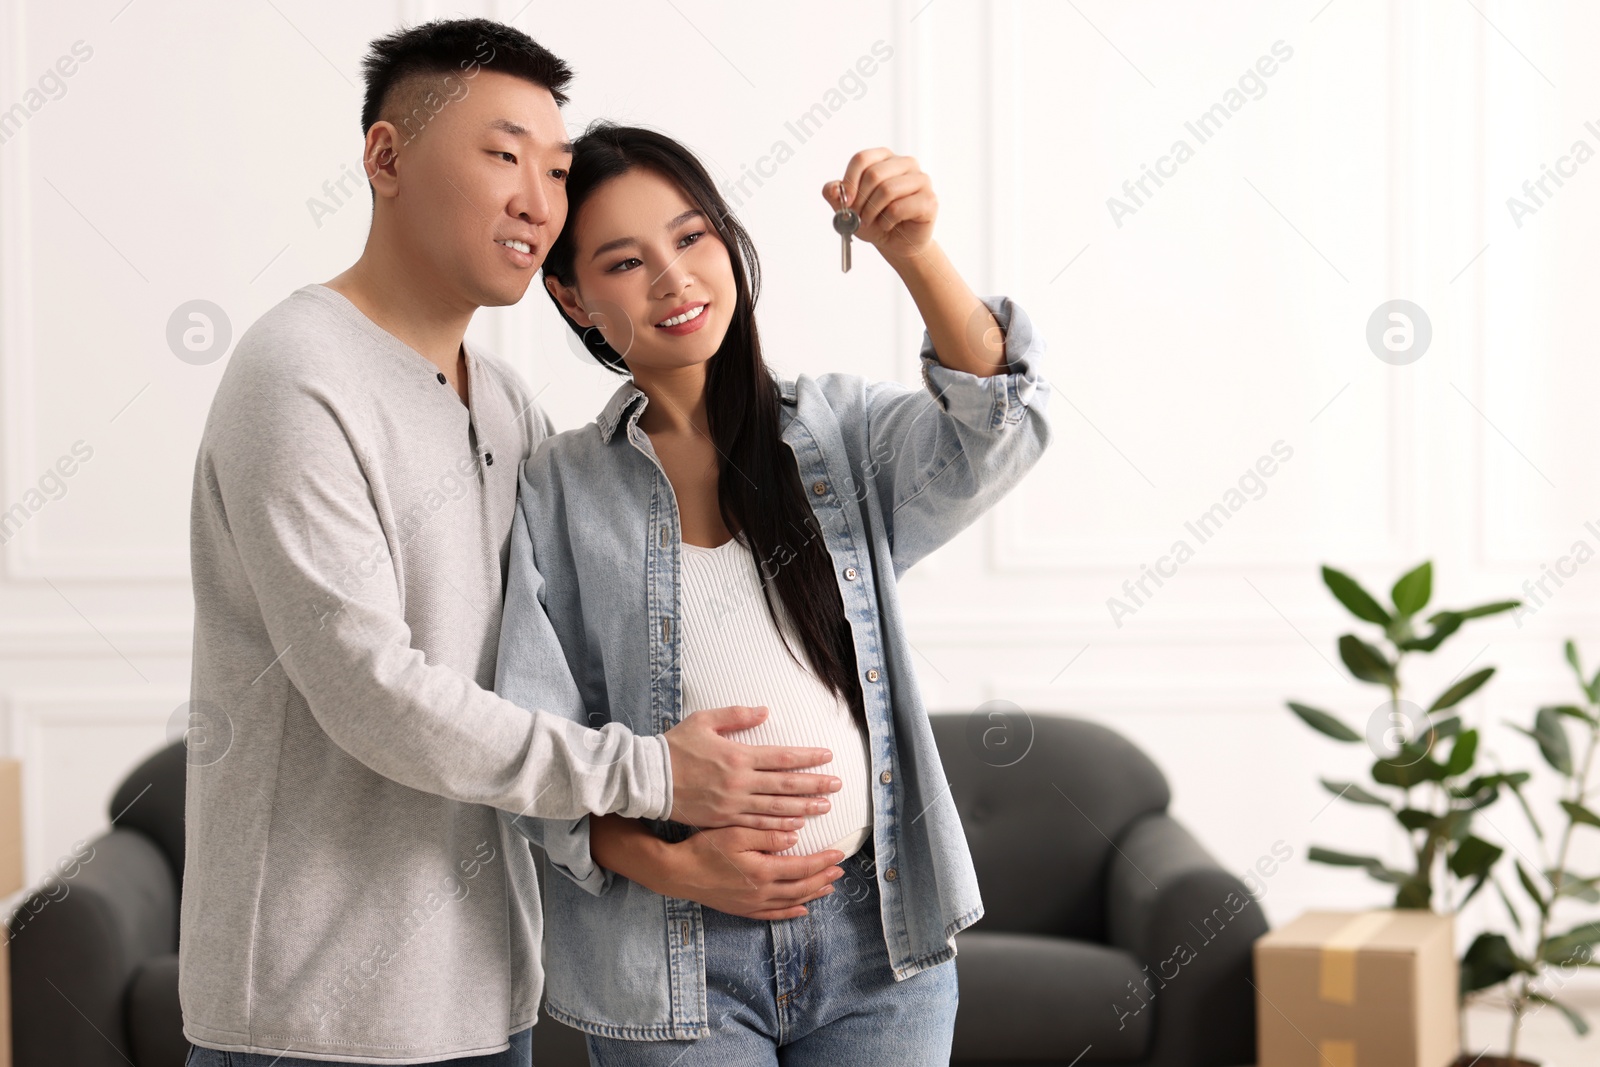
[8,827,178,1067]
[1105,812,1266,1067]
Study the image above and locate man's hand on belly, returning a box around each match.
[663,704,841,828]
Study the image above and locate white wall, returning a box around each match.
[1,0,1596,981]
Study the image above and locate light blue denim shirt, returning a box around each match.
[493,295,1050,1040]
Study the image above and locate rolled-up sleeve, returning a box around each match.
[863,294,1051,575]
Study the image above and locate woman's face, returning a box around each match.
[549,167,736,374]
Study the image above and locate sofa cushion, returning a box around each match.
[931,714,1170,941]
[126,954,184,1067]
[950,932,1153,1064]
[9,828,177,1067]
[110,741,188,885]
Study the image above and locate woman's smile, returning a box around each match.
[654,300,710,335]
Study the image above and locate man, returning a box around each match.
[183,18,844,1067]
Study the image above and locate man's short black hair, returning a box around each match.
[360,17,574,137]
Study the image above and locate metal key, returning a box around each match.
[832,180,860,272]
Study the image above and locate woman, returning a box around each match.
[493,122,1051,1065]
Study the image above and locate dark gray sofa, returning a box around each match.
[932,712,1264,1066]
[8,739,188,1067]
[2,740,587,1067]
[9,713,1263,1067]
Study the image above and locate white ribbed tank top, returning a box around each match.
[678,535,872,858]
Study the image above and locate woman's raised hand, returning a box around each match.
[822,148,938,265]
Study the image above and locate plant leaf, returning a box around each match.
[1288,702,1361,742]
[1391,562,1432,616]
[1560,638,1599,704]
[1464,771,1532,791]
[1372,750,1447,788]
[1444,728,1479,777]
[1547,869,1600,903]
[1548,703,1599,728]
[1526,993,1590,1036]
[1516,858,1548,916]
[1318,778,1392,807]
[1561,800,1600,830]
[1454,600,1521,620]
[1541,921,1600,967]
[1307,846,1386,867]
[1430,668,1495,713]
[1437,808,1473,842]
[1323,566,1392,624]
[1308,846,1407,884]
[1399,612,1463,652]
[1494,875,1523,933]
[1397,807,1435,832]
[1460,870,1492,908]
[1505,775,1544,841]
[1460,932,1524,994]
[1449,835,1503,880]
[1455,770,1528,802]
[1532,707,1574,775]
[1339,634,1397,686]
[1432,715,1462,739]
[1453,770,1523,809]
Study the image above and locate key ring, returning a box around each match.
[836,179,850,210]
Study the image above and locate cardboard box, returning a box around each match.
[1254,909,1459,1067]
[0,760,20,897]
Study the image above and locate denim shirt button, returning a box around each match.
[880,769,892,784]
[812,480,827,495]
[866,668,880,682]
[844,566,858,580]
[883,867,898,881]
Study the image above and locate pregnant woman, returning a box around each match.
[492,123,1051,1066]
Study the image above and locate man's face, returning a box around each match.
[379,70,570,309]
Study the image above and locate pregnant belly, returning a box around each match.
[718,712,873,858]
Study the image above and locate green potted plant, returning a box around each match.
[1457,639,1600,1067]
[1286,562,1525,1058]
[1287,562,1521,915]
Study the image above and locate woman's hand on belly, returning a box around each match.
[668,826,847,920]
[590,815,845,919]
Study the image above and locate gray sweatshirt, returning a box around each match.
[181,283,673,1064]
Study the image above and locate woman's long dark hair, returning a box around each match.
[542,121,864,724]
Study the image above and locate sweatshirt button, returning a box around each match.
[436,372,446,384]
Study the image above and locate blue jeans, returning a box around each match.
[185,1026,531,1066]
[583,844,959,1066]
